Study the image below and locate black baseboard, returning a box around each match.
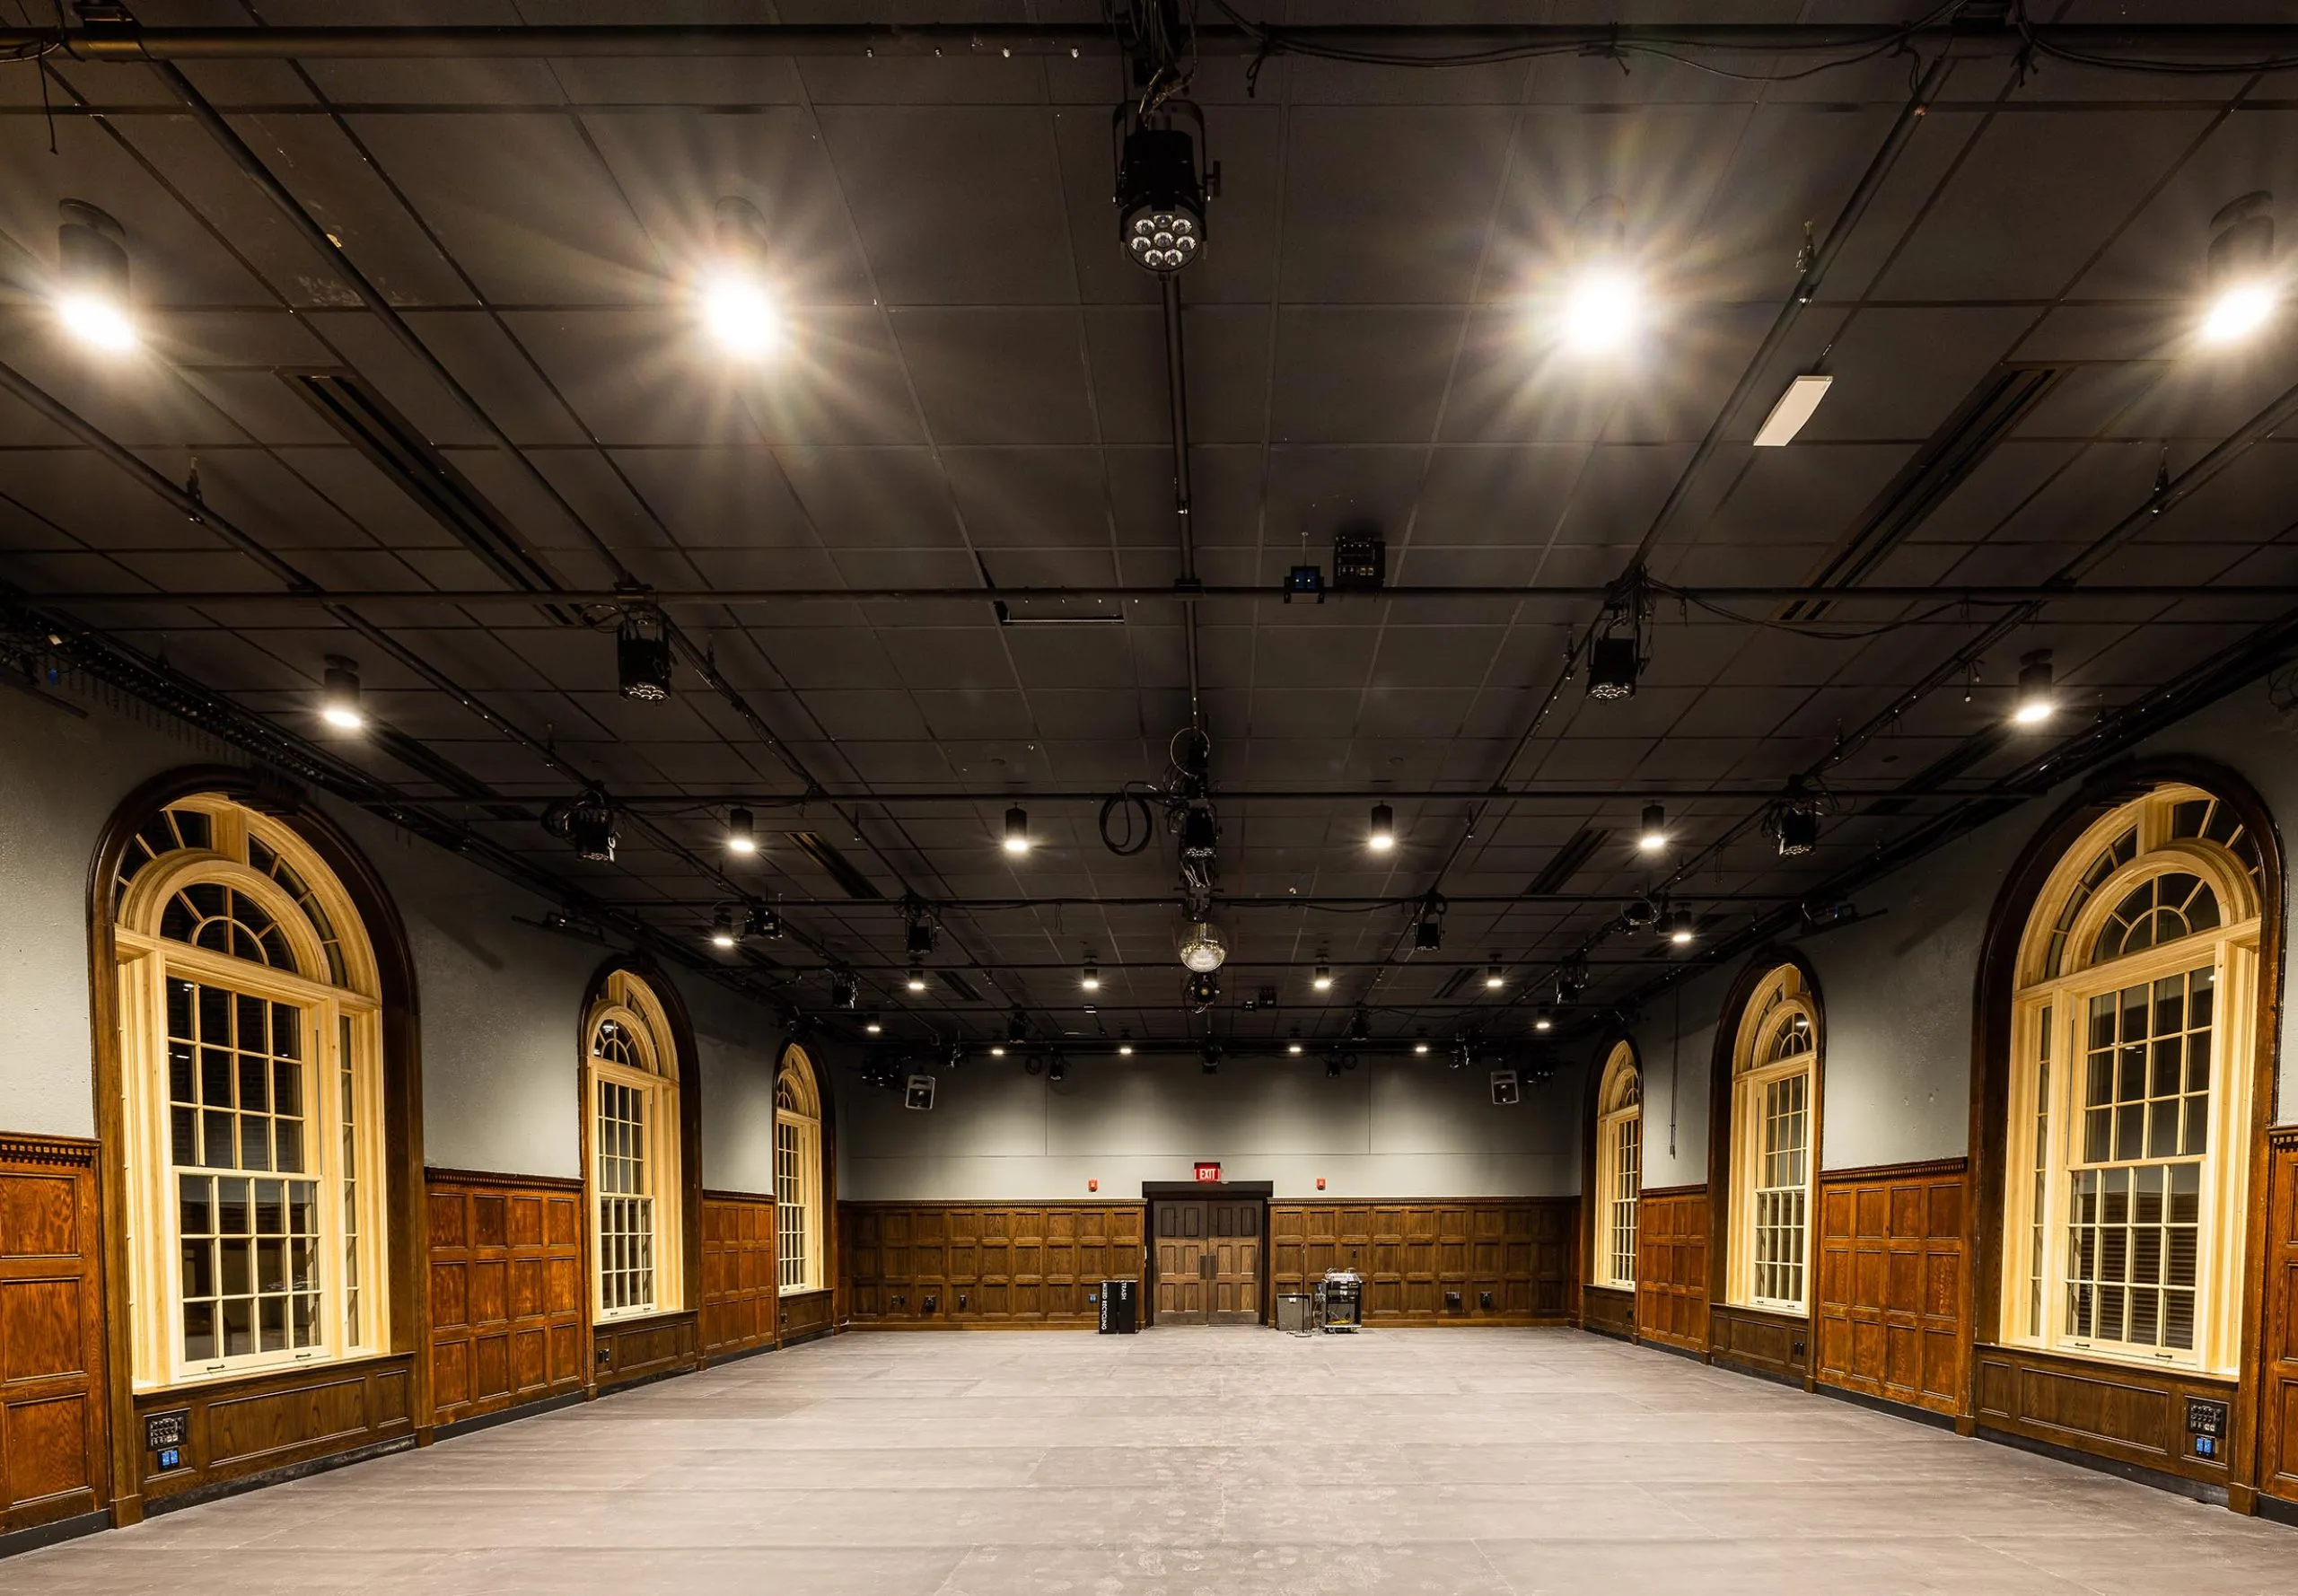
[2257,1492,2298,1529]
[1976,1425,2229,1507]
[1634,1335,1710,1364]
[1711,1354,1808,1392]
[0,1508,109,1562]
[145,1434,418,1517]
[433,1390,587,1443]
[701,1336,782,1368]
[1811,1381,1959,1433]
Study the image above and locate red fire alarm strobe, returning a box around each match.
[1316,1177,1327,1190]
[1193,1162,1221,1183]
[1087,1179,1099,1192]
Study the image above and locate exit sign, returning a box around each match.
[1194,1162,1221,1183]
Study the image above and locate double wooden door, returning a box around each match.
[1153,1198,1260,1325]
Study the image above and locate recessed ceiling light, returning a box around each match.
[2202,282,2275,344]
[57,200,136,353]
[1753,373,1833,446]
[701,197,780,358]
[2201,192,2276,346]
[2013,648,2057,725]
[1637,802,1668,853]
[1562,268,1643,354]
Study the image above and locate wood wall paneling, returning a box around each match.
[134,1355,414,1505]
[1975,1345,2238,1488]
[841,1204,1146,1328]
[1636,1187,1709,1354]
[1816,1160,1969,1416]
[780,1288,835,1343]
[2259,1129,2298,1508]
[1710,1302,1811,1383]
[1267,1200,1575,1324]
[700,1192,777,1359]
[593,1311,699,1390]
[1582,1284,1636,1338]
[424,1171,586,1428]
[0,1136,108,1536]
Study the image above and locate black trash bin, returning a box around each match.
[1098,1276,1138,1334]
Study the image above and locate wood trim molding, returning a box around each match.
[0,1135,98,1169]
[83,766,431,1527]
[1963,757,2285,1502]
[1822,1155,1969,1183]
[425,1166,583,1194]
[702,1188,774,1204]
[2269,1127,2298,1151]
[1636,1182,1708,1202]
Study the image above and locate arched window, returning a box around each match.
[2003,784,2262,1373]
[776,1047,824,1295]
[1592,1043,1642,1290]
[112,795,386,1388]
[1726,965,1819,1313]
[585,970,683,1320]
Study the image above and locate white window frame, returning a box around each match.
[113,798,389,1391]
[1999,786,2259,1376]
[776,1045,825,1296]
[1725,967,1818,1315]
[584,972,684,1323]
[1592,1041,1641,1290]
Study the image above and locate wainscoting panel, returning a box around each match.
[781,1288,835,1343]
[425,1170,585,1428]
[842,1204,1146,1328]
[0,1135,107,1536]
[1974,1345,2236,1489]
[134,1355,414,1505]
[1583,1284,1635,1338]
[1636,1186,1709,1354]
[1815,1159,1968,1416]
[593,1311,699,1390]
[700,1192,777,1359]
[2261,1129,2298,1509]
[1711,1302,1811,1383]
[1267,1200,1576,1323]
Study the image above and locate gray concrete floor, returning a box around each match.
[16,1328,2297,1593]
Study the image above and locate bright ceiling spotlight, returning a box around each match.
[1287,1039,1303,1056]
[1179,920,1227,973]
[1367,802,1396,853]
[700,197,781,358]
[2201,191,2276,346]
[1533,1011,1554,1033]
[617,609,673,702]
[1116,122,1209,275]
[906,963,927,994]
[1312,962,1333,992]
[1003,804,1032,855]
[710,905,741,951]
[1637,802,1668,853]
[1667,909,1696,947]
[1558,195,1642,355]
[2013,649,2057,726]
[1117,1039,1134,1057]
[725,806,758,855]
[1753,373,1834,447]
[319,654,364,732]
[1485,963,1505,991]
[1413,1040,1430,1056]
[864,1015,882,1035]
[989,1043,1007,1058]
[57,200,136,353]
[1081,959,1101,992]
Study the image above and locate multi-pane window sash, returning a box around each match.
[1608,1113,1640,1286]
[2001,785,2262,1379]
[1751,1073,1810,1309]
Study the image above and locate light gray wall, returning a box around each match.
[835,1054,1579,1201]
[1608,678,2298,1192]
[0,680,786,1186]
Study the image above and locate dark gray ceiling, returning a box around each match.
[6,5,2298,1057]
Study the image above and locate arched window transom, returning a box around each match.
[1727,965,1819,1314]
[1592,1043,1641,1291]
[2004,783,2262,1375]
[776,1047,825,1295]
[584,970,682,1322]
[112,795,386,1390]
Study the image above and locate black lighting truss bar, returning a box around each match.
[427,783,1975,805]
[636,893,1802,911]
[17,21,2298,62]
[23,583,2289,609]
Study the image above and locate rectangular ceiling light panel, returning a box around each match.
[1752,373,1833,447]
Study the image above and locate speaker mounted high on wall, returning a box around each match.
[904,1074,936,1111]
[1488,1069,1520,1107]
